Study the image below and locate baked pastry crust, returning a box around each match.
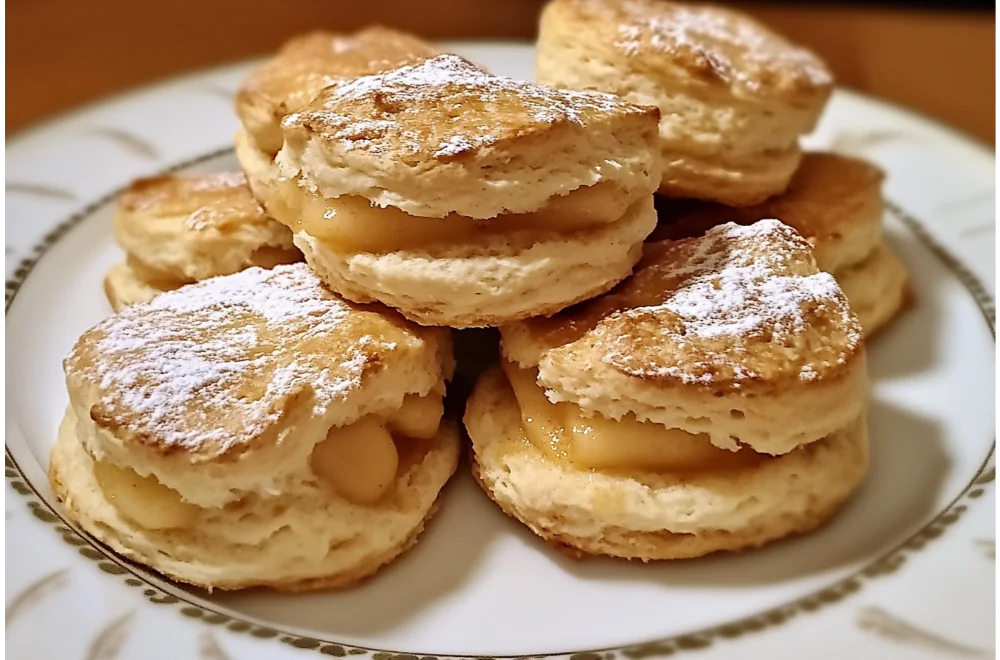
[652,153,910,336]
[256,54,661,326]
[103,261,178,311]
[835,242,912,337]
[113,172,299,285]
[542,0,832,102]
[293,196,656,328]
[470,221,868,561]
[66,263,453,503]
[51,407,459,590]
[236,26,441,155]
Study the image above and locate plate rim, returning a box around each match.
[4,145,996,658]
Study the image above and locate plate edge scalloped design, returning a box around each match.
[4,149,996,659]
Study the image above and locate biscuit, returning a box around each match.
[55,263,459,590]
[264,54,661,326]
[236,27,441,156]
[536,0,833,206]
[468,220,868,560]
[654,153,885,273]
[834,242,911,337]
[113,172,299,285]
[466,366,868,560]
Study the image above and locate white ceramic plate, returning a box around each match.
[5,42,996,660]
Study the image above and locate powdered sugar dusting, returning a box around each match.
[141,264,339,325]
[604,0,832,93]
[432,134,497,158]
[285,54,645,158]
[67,264,398,454]
[616,25,644,56]
[188,171,247,192]
[600,220,859,384]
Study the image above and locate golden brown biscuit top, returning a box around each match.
[283,53,659,164]
[237,27,441,123]
[512,219,861,390]
[558,0,832,99]
[118,172,273,232]
[65,264,434,460]
[655,153,885,250]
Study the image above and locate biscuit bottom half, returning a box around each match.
[465,367,869,560]
[833,242,911,338]
[49,407,460,591]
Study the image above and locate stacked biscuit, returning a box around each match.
[255,53,662,327]
[54,265,457,589]
[54,1,888,588]
[537,0,834,206]
[466,220,868,559]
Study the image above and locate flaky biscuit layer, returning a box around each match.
[834,242,911,337]
[653,152,886,273]
[236,27,441,155]
[103,262,177,311]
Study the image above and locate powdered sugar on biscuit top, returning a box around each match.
[66,264,400,454]
[601,220,860,384]
[284,54,648,159]
[657,221,844,339]
[599,0,832,93]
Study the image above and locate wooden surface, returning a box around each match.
[7,1,995,144]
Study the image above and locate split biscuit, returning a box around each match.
[654,152,910,335]
[106,172,299,308]
[264,54,662,327]
[54,263,459,590]
[466,220,868,560]
[536,0,834,205]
